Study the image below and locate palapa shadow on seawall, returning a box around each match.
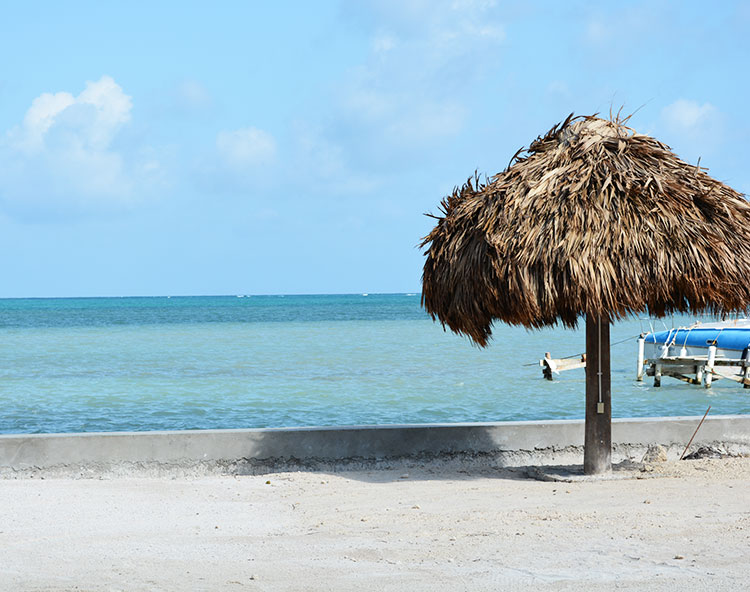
[227,421,589,482]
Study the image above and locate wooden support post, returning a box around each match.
[743,348,750,389]
[584,314,612,475]
[654,363,662,387]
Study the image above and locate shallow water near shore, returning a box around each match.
[1,294,748,434]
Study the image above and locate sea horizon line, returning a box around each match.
[0,291,423,301]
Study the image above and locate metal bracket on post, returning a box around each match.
[597,317,604,413]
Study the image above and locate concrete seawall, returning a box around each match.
[2,415,749,476]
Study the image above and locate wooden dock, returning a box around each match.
[540,353,586,380]
[643,356,750,387]
[635,336,750,388]
[642,355,750,390]
[542,338,750,390]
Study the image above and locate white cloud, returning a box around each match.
[18,92,75,150]
[0,76,163,218]
[216,127,276,169]
[13,76,131,153]
[661,99,717,132]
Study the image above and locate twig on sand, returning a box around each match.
[680,406,711,460]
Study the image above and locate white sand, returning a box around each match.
[1,457,749,591]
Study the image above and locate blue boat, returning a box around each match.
[645,320,750,355]
[642,319,750,387]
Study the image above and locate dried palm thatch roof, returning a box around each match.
[421,114,750,346]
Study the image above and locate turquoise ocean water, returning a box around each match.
[1,294,748,434]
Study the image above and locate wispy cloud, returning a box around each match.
[657,98,725,165]
[661,99,717,133]
[216,127,277,169]
[174,79,213,112]
[291,123,378,196]
[192,126,278,193]
[328,0,505,170]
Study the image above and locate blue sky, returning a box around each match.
[1,1,748,297]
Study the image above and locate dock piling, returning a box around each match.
[654,363,662,387]
[636,337,645,381]
[704,345,717,388]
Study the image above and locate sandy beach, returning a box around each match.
[1,456,749,591]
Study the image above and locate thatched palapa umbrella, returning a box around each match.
[421,114,750,474]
